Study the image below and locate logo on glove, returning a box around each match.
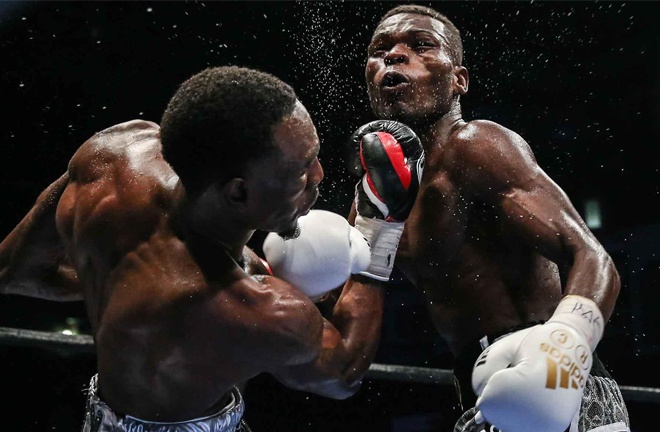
[540,330,590,390]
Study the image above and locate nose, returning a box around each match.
[309,157,324,187]
[384,44,409,66]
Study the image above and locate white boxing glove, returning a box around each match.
[262,210,371,301]
[472,295,604,432]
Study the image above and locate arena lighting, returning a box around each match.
[585,199,602,229]
[52,317,82,336]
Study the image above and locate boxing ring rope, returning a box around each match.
[1,326,659,404]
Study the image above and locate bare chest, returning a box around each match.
[395,173,470,285]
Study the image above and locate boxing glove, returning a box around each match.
[348,120,424,222]
[348,120,424,281]
[471,295,605,432]
[262,210,371,301]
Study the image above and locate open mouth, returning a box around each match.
[381,71,409,89]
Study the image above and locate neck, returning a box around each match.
[416,101,465,153]
[180,199,254,263]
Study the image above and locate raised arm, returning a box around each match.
[456,120,620,320]
[260,209,384,399]
[0,173,82,301]
[267,120,423,399]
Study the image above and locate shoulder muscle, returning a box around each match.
[449,120,542,199]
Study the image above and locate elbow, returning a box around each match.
[603,252,621,299]
[330,383,361,400]
[0,267,19,295]
[311,376,363,400]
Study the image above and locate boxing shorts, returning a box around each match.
[452,322,630,432]
[82,374,250,432]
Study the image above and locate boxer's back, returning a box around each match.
[55,120,266,420]
[56,120,180,331]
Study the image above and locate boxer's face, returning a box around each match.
[366,13,461,123]
[248,100,323,235]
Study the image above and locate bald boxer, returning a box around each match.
[348,4,631,432]
[0,66,410,431]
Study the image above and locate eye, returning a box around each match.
[414,40,436,50]
[369,42,389,57]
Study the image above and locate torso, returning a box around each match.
[394,120,561,356]
[54,120,299,421]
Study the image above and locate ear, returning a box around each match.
[453,66,469,95]
[223,177,248,207]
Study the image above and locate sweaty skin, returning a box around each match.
[361,13,620,356]
[0,109,384,421]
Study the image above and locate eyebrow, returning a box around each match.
[370,29,449,46]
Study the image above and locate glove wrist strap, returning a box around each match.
[548,295,604,351]
[354,215,404,281]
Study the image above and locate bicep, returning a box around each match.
[497,170,592,264]
[240,274,325,366]
[459,125,595,264]
[249,274,353,382]
[267,318,357,398]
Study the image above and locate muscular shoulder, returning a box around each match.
[67,119,177,197]
[445,119,540,193]
[450,120,535,164]
[59,120,181,255]
[69,120,162,178]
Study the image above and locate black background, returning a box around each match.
[0,1,658,430]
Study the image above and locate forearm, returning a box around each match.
[563,246,620,322]
[272,276,384,399]
[327,274,385,383]
[1,261,82,301]
[0,173,83,301]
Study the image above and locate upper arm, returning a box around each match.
[225,274,327,367]
[0,172,82,300]
[454,121,601,264]
[233,273,362,396]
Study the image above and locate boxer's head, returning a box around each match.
[365,5,468,126]
[161,66,323,234]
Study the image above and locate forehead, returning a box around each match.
[371,13,448,42]
[272,100,319,163]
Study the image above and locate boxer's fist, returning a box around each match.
[347,120,424,281]
[347,120,425,178]
[472,296,605,432]
[263,210,370,301]
[349,120,424,222]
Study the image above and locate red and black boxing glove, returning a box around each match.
[347,120,424,222]
[346,120,424,281]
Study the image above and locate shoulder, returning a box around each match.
[443,120,541,194]
[95,119,160,138]
[452,120,532,158]
[445,120,536,171]
[68,119,172,184]
[83,119,160,153]
[64,119,179,221]
[70,120,161,168]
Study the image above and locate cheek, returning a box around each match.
[417,68,453,102]
[365,60,382,88]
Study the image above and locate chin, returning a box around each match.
[277,220,301,240]
[375,100,410,120]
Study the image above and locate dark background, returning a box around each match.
[0,1,658,430]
